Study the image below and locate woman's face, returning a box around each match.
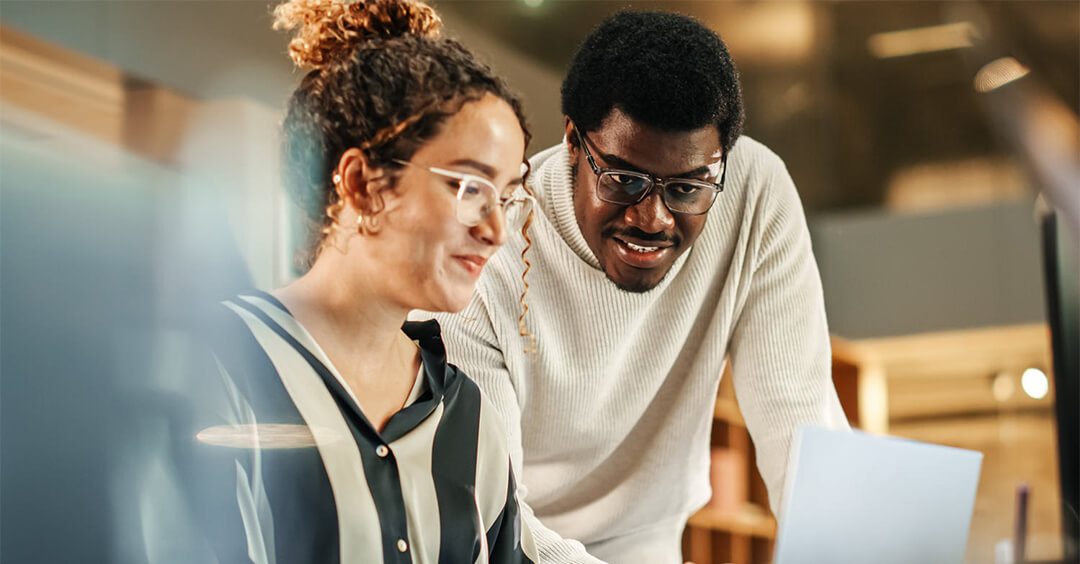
[366,94,526,313]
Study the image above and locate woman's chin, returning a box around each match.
[417,287,474,315]
[441,294,473,314]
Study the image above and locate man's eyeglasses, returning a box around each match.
[574,127,726,216]
[392,159,532,228]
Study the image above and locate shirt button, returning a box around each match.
[375,445,389,458]
[397,539,408,552]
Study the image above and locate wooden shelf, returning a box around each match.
[687,504,777,539]
[713,397,745,426]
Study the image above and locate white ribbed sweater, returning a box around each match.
[420,137,849,564]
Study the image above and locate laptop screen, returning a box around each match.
[773,426,983,564]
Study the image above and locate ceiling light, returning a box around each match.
[868,22,976,59]
[1020,368,1049,400]
[974,57,1030,93]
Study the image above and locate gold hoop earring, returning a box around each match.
[356,213,365,235]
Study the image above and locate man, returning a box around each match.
[425,10,849,563]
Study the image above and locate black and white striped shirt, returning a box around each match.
[190,291,537,563]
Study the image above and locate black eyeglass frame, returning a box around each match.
[573,126,728,216]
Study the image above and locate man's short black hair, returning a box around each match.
[561,10,744,155]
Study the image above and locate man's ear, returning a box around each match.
[563,116,578,157]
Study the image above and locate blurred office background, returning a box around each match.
[1,1,1076,562]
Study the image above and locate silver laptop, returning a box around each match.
[772,426,983,564]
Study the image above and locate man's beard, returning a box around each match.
[607,271,663,293]
[600,227,682,293]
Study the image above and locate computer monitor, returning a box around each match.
[1041,210,1079,563]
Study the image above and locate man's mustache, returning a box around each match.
[601,226,680,246]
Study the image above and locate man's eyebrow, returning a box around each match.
[597,152,714,179]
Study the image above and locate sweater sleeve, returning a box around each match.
[485,466,537,563]
[727,156,850,518]
[427,295,608,564]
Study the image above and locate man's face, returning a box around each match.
[567,109,723,292]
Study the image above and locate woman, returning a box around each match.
[190,0,537,561]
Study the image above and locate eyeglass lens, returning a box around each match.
[456,179,497,227]
[596,172,718,214]
[456,179,531,229]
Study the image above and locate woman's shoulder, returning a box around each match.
[193,292,307,422]
[195,291,286,386]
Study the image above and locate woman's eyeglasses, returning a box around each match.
[392,159,533,228]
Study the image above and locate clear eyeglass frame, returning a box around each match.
[573,127,727,216]
[392,159,534,229]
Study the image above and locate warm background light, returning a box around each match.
[991,372,1015,403]
[867,22,976,59]
[974,57,1030,93]
[1021,368,1050,400]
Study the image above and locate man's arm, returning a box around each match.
[727,158,850,517]
[423,294,607,564]
[485,466,537,563]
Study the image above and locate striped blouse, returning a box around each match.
[190,291,537,563]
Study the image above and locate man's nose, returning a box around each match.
[624,190,675,234]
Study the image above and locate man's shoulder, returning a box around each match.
[730,135,786,172]
[521,142,568,203]
[721,135,798,212]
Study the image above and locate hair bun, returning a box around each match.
[273,0,442,69]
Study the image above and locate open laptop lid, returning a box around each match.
[773,426,983,564]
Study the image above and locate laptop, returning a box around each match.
[772,426,983,564]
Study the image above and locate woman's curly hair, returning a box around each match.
[274,0,536,342]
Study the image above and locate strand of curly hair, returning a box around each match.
[516,182,537,353]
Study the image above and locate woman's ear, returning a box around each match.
[335,148,389,218]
